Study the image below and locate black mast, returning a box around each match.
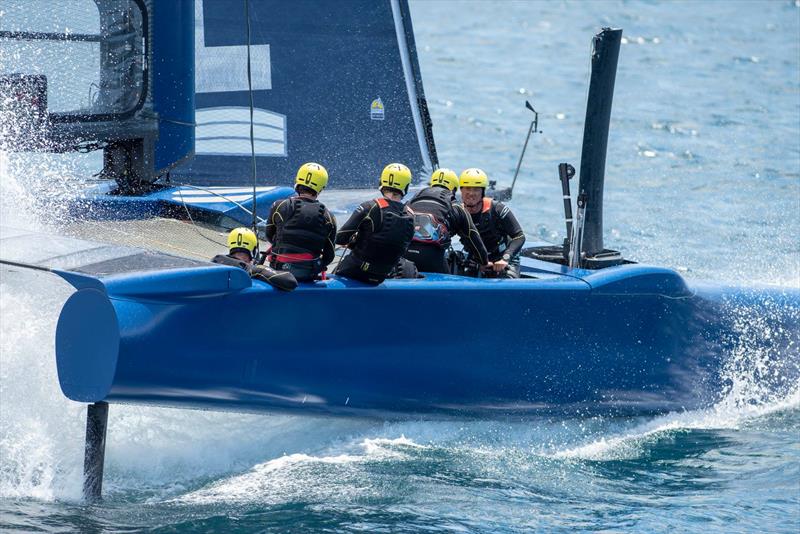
[577,28,622,258]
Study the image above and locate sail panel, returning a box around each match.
[171,0,437,188]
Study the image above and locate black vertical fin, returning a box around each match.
[577,28,623,257]
[83,401,109,501]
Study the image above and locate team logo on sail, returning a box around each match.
[370,98,385,121]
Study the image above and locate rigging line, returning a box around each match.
[176,185,230,248]
[159,118,196,127]
[170,183,268,224]
[244,0,258,235]
[332,234,358,274]
[0,258,52,273]
[332,245,349,274]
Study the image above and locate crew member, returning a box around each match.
[335,163,417,284]
[404,168,489,273]
[266,162,337,281]
[459,168,526,278]
[212,227,298,291]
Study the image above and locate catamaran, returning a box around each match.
[1,0,797,499]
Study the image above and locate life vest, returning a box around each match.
[472,197,507,259]
[352,197,415,268]
[408,186,452,248]
[272,197,330,260]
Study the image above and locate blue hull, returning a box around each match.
[53,255,800,418]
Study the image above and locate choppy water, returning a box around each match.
[1,0,799,532]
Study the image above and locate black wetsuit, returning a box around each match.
[210,254,298,291]
[403,185,489,273]
[266,196,337,281]
[465,197,526,278]
[335,196,416,284]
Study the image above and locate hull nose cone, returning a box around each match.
[56,289,119,402]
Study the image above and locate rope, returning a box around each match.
[0,259,52,273]
[172,183,268,224]
[176,186,228,248]
[244,0,258,236]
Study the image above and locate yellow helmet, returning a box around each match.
[227,227,259,258]
[295,162,329,194]
[459,168,489,189]
[380,163,412,193]
[430,168,459,191]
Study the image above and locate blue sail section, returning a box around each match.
[171,0,436,188]
[151,0,195,175]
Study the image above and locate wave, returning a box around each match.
[173,435,425,505]
[550,294,800,462]
[551,390,799,462]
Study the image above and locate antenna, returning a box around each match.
[509,100,541,198]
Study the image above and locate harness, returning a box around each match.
[270,197,330,278]
[272,198,329,261]
[268,251,317,264]
[351,197,415,270]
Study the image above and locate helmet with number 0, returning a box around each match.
[294,162,329,194]
[458,168,489,189]
[379,163,412,193]
[429,168,459,191]
[227,227,259,258]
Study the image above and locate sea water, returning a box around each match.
[1,1,799,532]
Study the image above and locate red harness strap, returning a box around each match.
[270,252,316,263]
